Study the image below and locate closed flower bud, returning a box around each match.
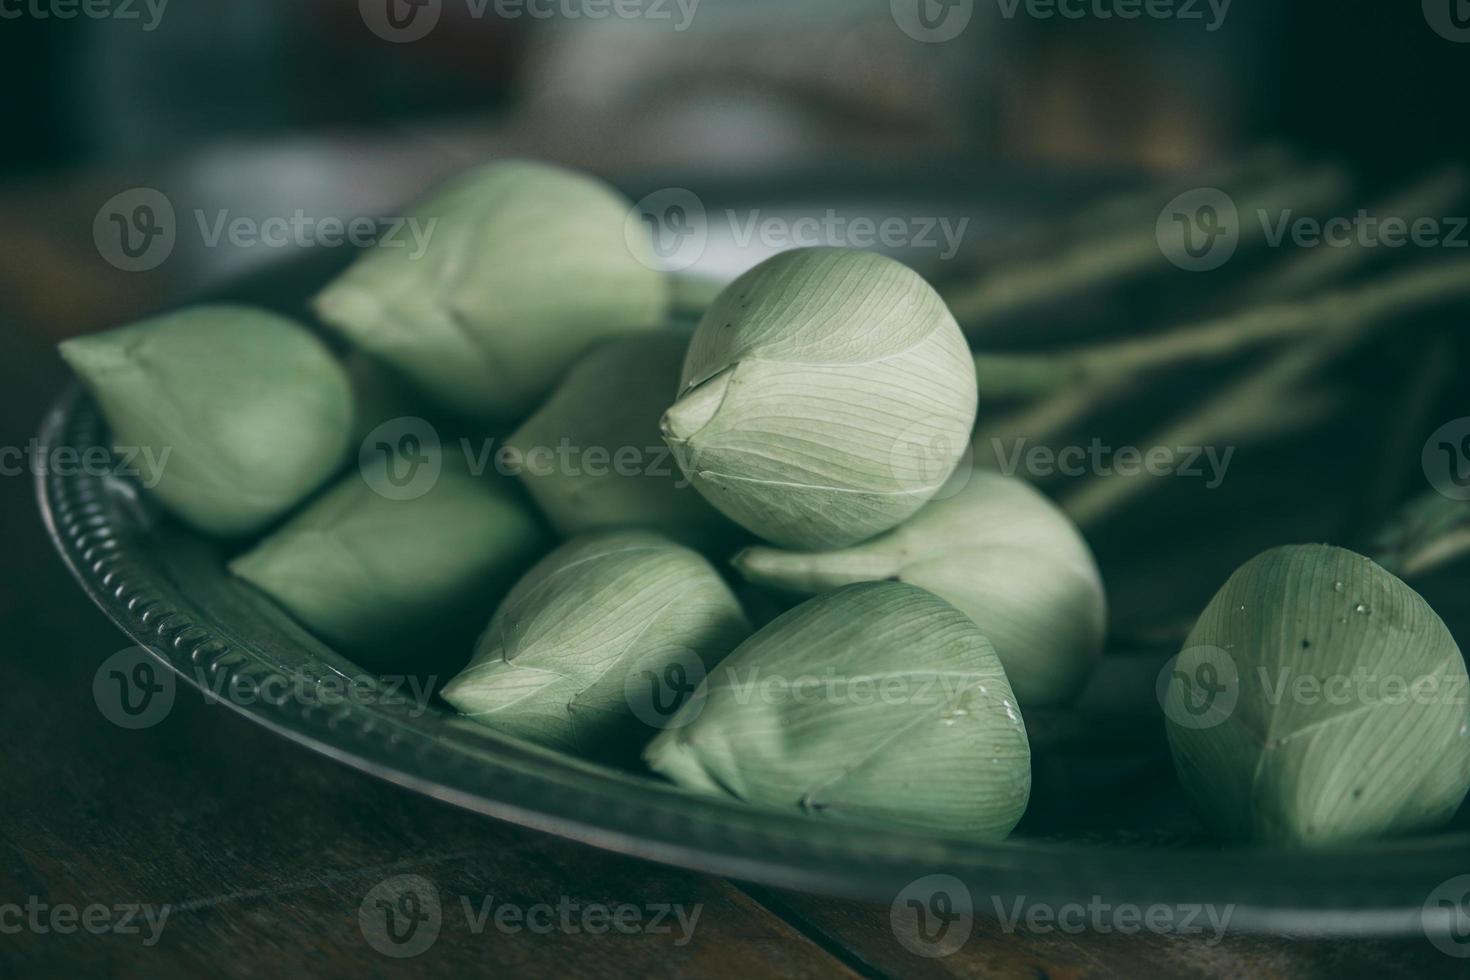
[661,248,978,550]
[441,530,750,761]
[734,471,1105,706]
[505,330,740,553]
[313,159,668,422]
[1164,544,1470,847]
[59,304,353,537]
[645,581,1031,839]
[230,462,548,676]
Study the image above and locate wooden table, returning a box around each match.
[0,170,1463,980]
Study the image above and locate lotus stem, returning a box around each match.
[946,163,1352,329]
[1059,327,1365,527]
[973,255,1470,402]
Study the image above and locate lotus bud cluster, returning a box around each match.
[441,530,750,760]
[661,248,978,550]
[645,581,1031,839]
[505,330,740,553]
[59,304,353,537]
[1164,544,1470,847]
[313,159,669,421]
[734,471,1105,707]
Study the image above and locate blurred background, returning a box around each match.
[2,0,1468,644]
[2,0,1466,326]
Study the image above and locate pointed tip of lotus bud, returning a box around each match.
[644,734,724,795]
[58,333,135,379]
[730,546,802,585]
[312,284,381,333]
[661,368,734,445]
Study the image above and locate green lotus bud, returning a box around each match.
[661,248,978,550]
[505,330,740,553]
[441,530,750,760]
[734,471,1105,707]
[230,462,548,676]
[58,304,353,537]
[645,581,1031,839]
[313,159,668,421]
[1163,544,1470,847]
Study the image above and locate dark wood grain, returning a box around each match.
[745,888,1468,980]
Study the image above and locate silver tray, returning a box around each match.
[37,166,1470,938]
